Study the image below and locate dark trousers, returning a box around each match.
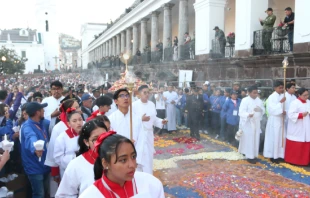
[156,109,166,119]
[202,111,209,130]
[188,111,200,139]
[262,29,273,52]
[211,112,220,134]
[226,124,239,147]
[288,30,294,52]
[220,117,227,139]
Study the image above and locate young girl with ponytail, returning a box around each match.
[80,132,164,198]
[55,116,109,197]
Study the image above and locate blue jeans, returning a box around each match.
[176,108,182,126]
[27,173,49,198]
[288,30,294,52]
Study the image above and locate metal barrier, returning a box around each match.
[210,39,235,59]
[253,27,291,56]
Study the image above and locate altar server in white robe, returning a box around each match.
[54,109,83,178]
[56,117,108,197]
[133,85,168,174]
[263,81,286,163]
[45,100,80,180]
[238,85,265,164]
[285,88,310,166]
[163,84,178,132]
[79,132,165,198]
[284,83,297,128]
[108,88,142,141]
[42,80,64,133]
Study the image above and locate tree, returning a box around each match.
[0,46,26,75]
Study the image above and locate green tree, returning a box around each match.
[0,46,26,74]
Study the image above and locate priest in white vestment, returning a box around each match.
[285,88,310,165]
[238,86,265,164]
[263,81,286,163]
[163,85,178,132]
[133,85,167,174]
[284,83,297,129]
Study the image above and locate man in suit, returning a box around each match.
[185,87,204,140]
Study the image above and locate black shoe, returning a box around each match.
[247,159,256,164]
[270,158,279,164]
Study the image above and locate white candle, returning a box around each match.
[4,134,7,141]
[106,73,108,81]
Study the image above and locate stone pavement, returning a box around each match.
[153,130,310,198]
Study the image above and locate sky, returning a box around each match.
[0,0,135,39]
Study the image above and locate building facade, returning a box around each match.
[82,0,309,66]
[0,29,45,73]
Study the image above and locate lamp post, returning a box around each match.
[282,57,288,148]
[1,56,6,74]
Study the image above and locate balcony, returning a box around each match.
[253,27,291,56]
[210,39,235,59]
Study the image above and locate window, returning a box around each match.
[21,51,26,58]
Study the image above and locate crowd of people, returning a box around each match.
[0,71,309,197]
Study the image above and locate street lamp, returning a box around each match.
[1,56,6,62]
[123,53,130,73]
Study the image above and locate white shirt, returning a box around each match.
[79,172,165,198]
[42,96,65,121]
[154,94,165,110]
[56,154,94,197]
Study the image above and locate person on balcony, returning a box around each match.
[213,26,226,57]
[259,8,276,54]
[281,7,294,53]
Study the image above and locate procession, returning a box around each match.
[0,0,310,197]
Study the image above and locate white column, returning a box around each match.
[132,23,139,54]
[102,43,105,57]
[234,0,268,55]
[112,37,116,55]
[109,40,112,56]
[121,31,126,53]
[140,18,148,52]
[126,28,132,54]
[105,42,108,57]
[116,34,121,55]
[294,0,310,45]
[193,0,226,55]
[151,11,160,52]
[163,3,174,48]
[178,0,189,45]
[107,41,110,56]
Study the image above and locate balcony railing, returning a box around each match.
[253,27,291,56]
[210,39,235,59]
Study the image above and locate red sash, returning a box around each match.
[94,174,137,198]
[86,110,105,121]
[65,128,79,138]
[82,149,98,165]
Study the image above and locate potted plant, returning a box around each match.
[227,32,235,46]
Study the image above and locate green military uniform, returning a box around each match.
[260,14,276,53]
[215,29,226,57]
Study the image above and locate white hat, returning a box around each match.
[203,81,210,85]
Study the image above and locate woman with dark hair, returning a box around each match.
[45,99,80,185]
[0,104,14,136]
[285,88,310,165]
[80,132,164,198]
[56,118,108,197]
[53,108,83,178]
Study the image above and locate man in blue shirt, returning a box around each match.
[21,102,50,198]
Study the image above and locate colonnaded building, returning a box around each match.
[81,0,310,88]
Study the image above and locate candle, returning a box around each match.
[106,73,108,81]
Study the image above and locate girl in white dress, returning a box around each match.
[79,132,165,198]
[56,116,110,197]
[53,108,83,178]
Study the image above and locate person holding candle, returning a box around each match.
[0,104,14,136]
[53,108,83,178]
[21,102,50,198]
[56,117,108,197]
[79,132,164,198]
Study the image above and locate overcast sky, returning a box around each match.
[0,0,134,39]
